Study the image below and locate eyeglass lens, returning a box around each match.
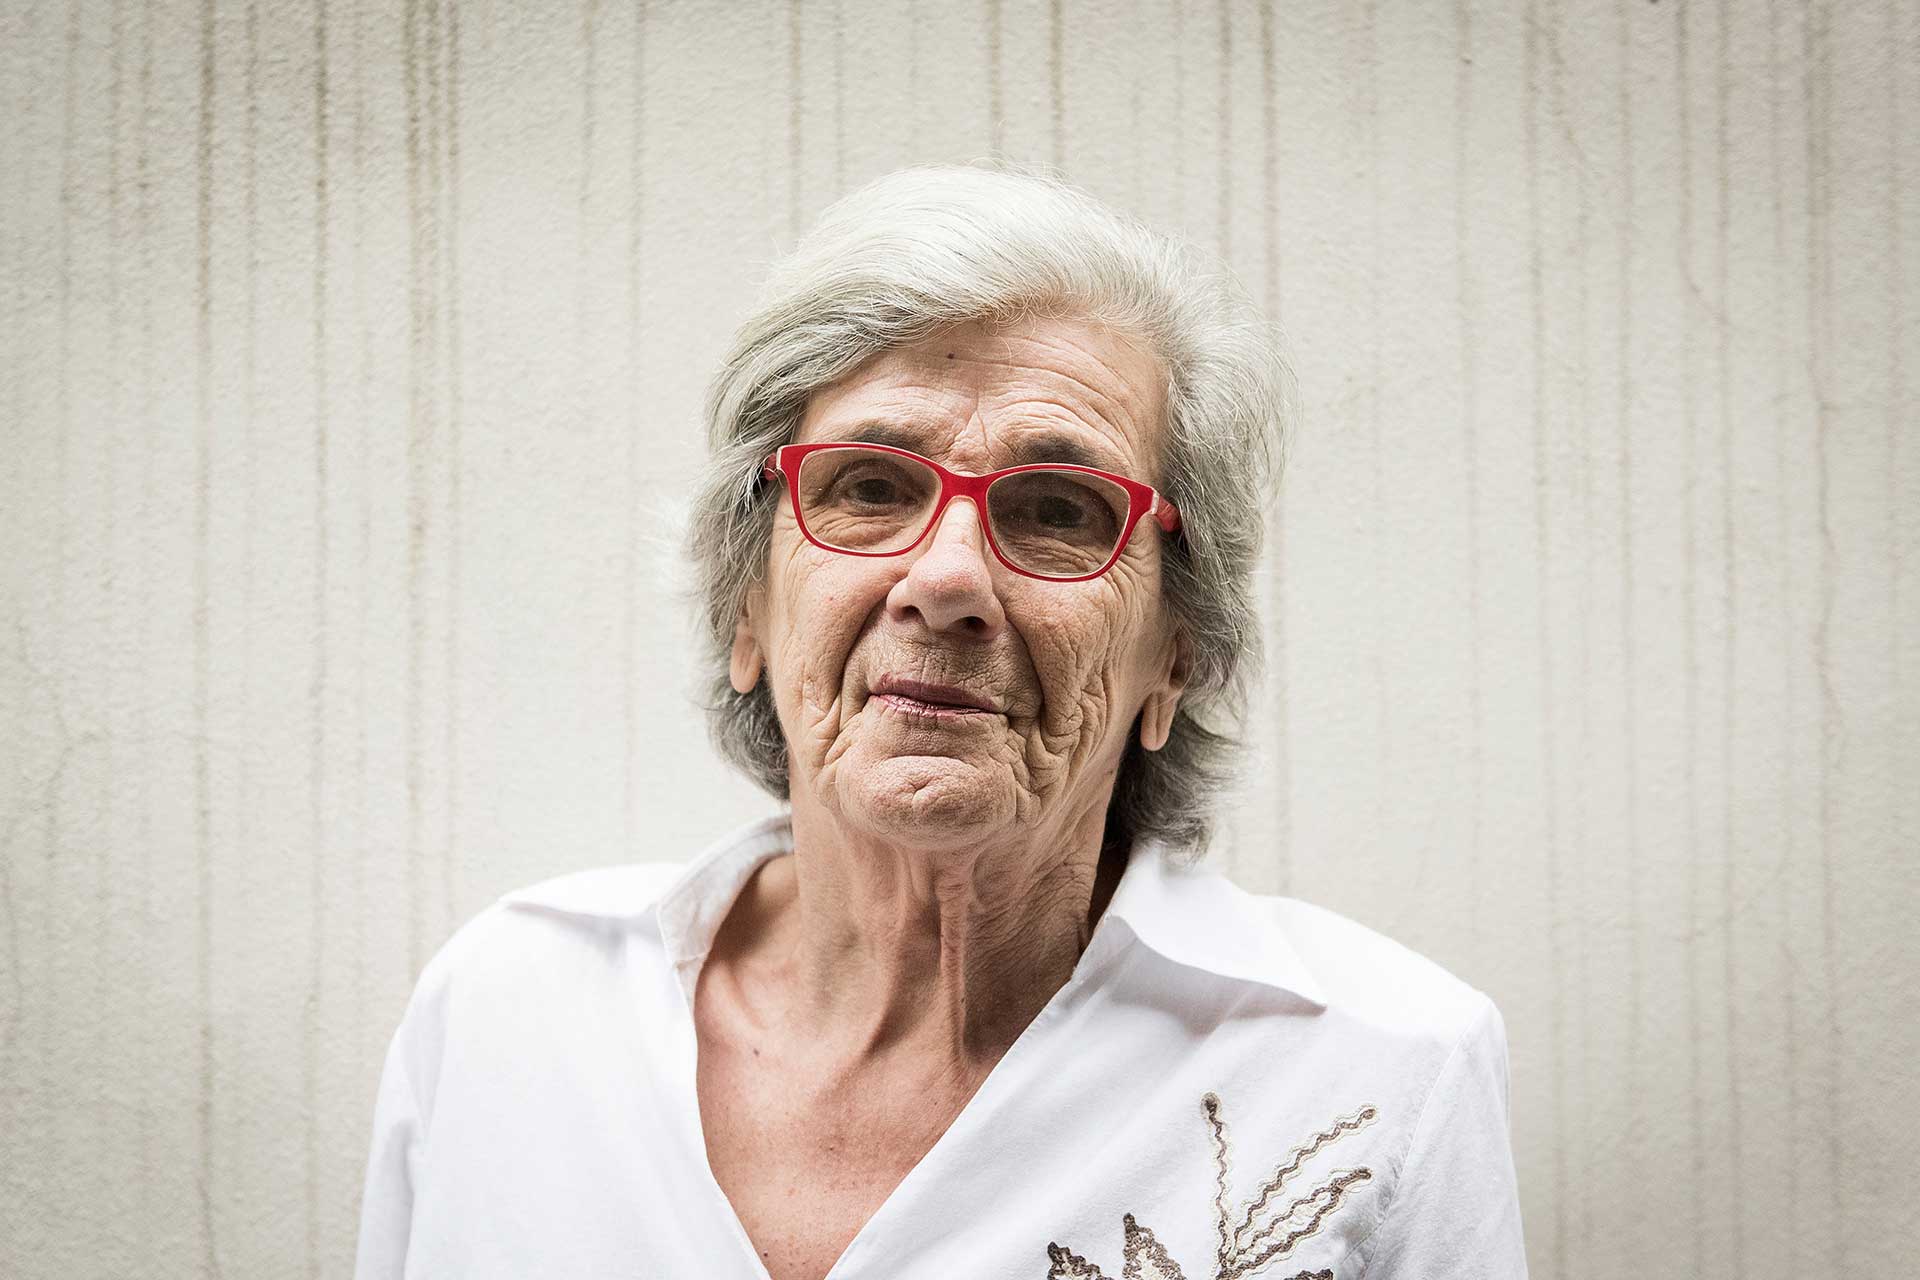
[794,446,1131,579]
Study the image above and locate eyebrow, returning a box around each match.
[837,420,1125,473]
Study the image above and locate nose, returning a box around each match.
[885,496,1007,639]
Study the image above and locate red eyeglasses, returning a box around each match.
[762,441,1181,583]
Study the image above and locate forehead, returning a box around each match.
[794,317,1168,479]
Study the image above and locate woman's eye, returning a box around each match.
[1033,494,1088,528]
[848,476,900,505]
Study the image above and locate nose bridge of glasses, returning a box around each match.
[920,485,990,551]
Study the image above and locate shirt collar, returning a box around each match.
[501,812,1325,1009]
[1099,828,1326,1008]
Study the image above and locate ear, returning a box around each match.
[728,594,764,694]
[1137,628,1192,752]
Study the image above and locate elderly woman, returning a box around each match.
[354,165,1526,1280]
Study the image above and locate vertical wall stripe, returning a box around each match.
[1173,0,1186,224]
[403,0,428,976]
[1260,0,1288,893]
[787,0,802,239]
[350,0,372,1109]
[1614,0,1644,1194]
[1259,1,1277,341]
[194,0,219,1269]
[238,4,259,1129]
[624,0,648,853]
[51,8,80,1245]
[1802,1,1845,1261]
[1048,0,1062,169]
[1,0,16,1082]
[239,2,260,1262]
[0,0,48,1234]
[831,0,845,193]
[134,0,158,1233]
[987,0,1003,159]
[1675,6,1707,1274]
[0,0,20,1101]
[579,0,600,393]
[104,0,130,1240]
[56,0,78,713]
[1453,0,1483,936]
[98,11,126,1256]
[1551,0,1597,1258]
[574,0,599,916]
[0,0,21,1158]
[1522,3,1566,1273]
[905,0,920,155]
[1126,0,1143,205]
[1766,3,1802,1265]
[1360,0,1393,1081]
[1561,0,1595,1258]
[420,0,445,934]
[1713,1,1744,1270]
[52,15,81,1225]
[1887,0,1909,1023]
[1216,0,1230,258]
[422,0,445,942]
[306,2,332,1274]
[443,0,463,934]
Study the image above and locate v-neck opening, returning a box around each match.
[674,837,1135,1280]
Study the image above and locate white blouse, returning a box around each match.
[353,814,1527,1279]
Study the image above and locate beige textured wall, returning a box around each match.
[4,1,1916,1276]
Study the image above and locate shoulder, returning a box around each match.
[496,859,691,923]
[401,859,690,1019]
[1252,894,1518,1241]
[1243,903,1525,1273]
[1259,890,1497,1047]
[368,860,693,1155]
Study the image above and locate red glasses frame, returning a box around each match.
[762,441,1183,583]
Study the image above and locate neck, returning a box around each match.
[740,794,1128,1075]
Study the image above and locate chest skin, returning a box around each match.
[693,972,992,1280]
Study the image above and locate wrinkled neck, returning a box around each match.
[732,798,1127,1074]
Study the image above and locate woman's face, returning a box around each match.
[731,316,1189,848]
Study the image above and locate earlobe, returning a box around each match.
[1138,630,1191,752]
[728,604,763,694]
[1138,691,1177,751]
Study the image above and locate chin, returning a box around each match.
[832,752,1020,847]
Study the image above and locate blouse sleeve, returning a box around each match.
[353,939,458,1280]
[352,1019,422,1279]
[1352,996,1529,1279]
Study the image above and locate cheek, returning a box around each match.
[1019,575,1157,752]
[764,542,887,719]
[1027,619,1115,719]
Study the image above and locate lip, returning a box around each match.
[869,675,1003,715]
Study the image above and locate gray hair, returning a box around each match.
[685,162,1292,863]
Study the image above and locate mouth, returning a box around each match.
[869,675,1004,718]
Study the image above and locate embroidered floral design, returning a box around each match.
[1044,1094,1378,1280]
